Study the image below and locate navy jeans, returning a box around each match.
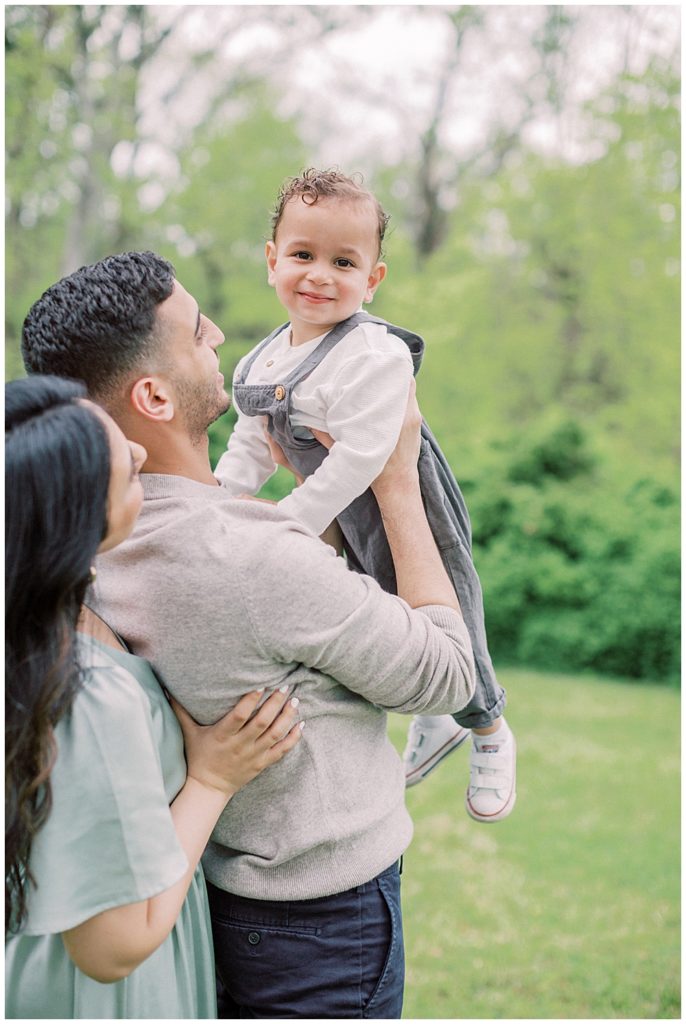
[207,862,404,1019]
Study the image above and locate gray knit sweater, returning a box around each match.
[95,474,475,901]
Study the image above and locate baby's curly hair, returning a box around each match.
[271,167,390,258]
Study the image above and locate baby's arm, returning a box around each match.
[215,408,276,496]
[278,349,414,535]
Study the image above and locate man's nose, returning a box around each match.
[207,320,225,349]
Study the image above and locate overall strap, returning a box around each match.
[362,314,425,376]
[281,311,425,389]
[234,322,290,384]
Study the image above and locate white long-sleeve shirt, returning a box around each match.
[214,319,415,536]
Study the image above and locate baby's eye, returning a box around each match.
[334,258,354,268]
[292,251,312,261]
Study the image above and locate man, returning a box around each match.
[22,251,475,1019]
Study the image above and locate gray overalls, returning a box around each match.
[233,311,505,729]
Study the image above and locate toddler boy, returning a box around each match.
[215,168,516,822]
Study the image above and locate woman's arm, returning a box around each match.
[61,688,302,983]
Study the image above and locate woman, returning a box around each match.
[5,375,303,1018]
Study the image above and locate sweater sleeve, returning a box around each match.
[240,523,475,715]
[278,349,414,535]
[214,406,277,496]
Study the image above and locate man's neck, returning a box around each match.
[113,408,221,486]
[141,435,218,486]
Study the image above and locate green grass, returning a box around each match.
[388,668,680,1019]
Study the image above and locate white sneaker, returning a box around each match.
[403,714,471,788]
[465,721,516,823]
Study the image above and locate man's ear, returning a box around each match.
[364,261,387,304]
[129,376,175,423]
[265,241,277,286]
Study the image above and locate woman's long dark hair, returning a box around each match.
[5,375,111,932]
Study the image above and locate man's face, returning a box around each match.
[155,281,230,441]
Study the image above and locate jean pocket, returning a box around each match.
[210,910,321,937]
[211,919,326,1017]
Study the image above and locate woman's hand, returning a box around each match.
[170,689,303,800]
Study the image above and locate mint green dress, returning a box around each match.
[5,636,217,1019]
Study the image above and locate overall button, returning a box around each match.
[247,931,261,945]
[265,359,274,367]
[274,385,286,401]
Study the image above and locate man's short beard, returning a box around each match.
[173,377,230,445]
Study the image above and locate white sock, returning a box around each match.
[413,714,453,729]
[473,718,510,751]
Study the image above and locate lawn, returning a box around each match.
[388,668,680,1019]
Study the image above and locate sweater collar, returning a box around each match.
[141,473,222,500]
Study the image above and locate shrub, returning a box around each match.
[470,417,680,682]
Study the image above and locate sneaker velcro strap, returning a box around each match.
[470,752,508,771]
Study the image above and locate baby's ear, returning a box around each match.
[265,241,277,285]
[364,261,387,303]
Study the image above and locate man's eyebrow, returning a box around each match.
[194,307,201,337]
[129,449,137,479]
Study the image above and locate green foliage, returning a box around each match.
[466,415,680,681]
[5,5,178,373]
[378,62,679,478]
[163,81,305,346]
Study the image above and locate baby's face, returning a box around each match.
[265,197,386,345]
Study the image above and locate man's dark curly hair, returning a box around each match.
[271,168,390,259]
[21,251,176,403]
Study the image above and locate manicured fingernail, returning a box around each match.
[299,721,306,730]
[290,697,299,708]
[279,684,289,693]
[254,687,265,694]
